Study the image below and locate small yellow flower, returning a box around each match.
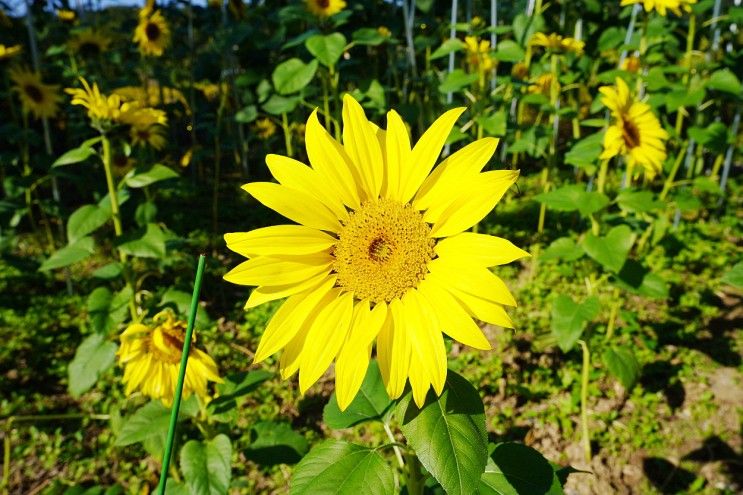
[225,94,527,410]
[305,0,346,18]
[530,32,584,56]
[194,81,226,101]
[66,77,124,123]
[470,16,485,28]
[118,311,222,406]
[68,28,112,57]
[254,117,277,140]
[377,26,392,38]
[57,9,77,22]
[10,66,60,119]
[464,36,495,74]
[620,0,696,16]
[133,10,170,57]
[131,124,167,149]
[621,55,641,73]
[0,44,22,61]
[528,73,556,97]
[599,78,669,178]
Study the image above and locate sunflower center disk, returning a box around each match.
[333,198,435,303]
[145,22,161,41]
[148,323,185,364]
[24,84,44,103]
[621,117,641,149]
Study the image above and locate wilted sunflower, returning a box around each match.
[68,28,112,57]
[133,10,170,57]
[620,0,696,16]
[530,32,584,56]
[305,0,346,18]
[130,124,167,149]
[118,311,222,406]
[225,94,527,409]
[9,66,60,119]
[0,44,22,61]
[600,77,669,178]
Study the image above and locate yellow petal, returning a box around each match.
[224,225,336,258]
[418,278,491,350]
[244,273,334,309]
[435,278,514,328]
[342,94,384,200]
[298,291,354,393]
[377,298,411,399]
[413,137,499,211]
[399,107,466,203]
[223,255,332,287]
[434,233,530,267]
[242,182,341,232]
[404,290,447,395]
[428,170,519,237]
[428,258,517,307]
[266,154,350,223]
[383,110,411,200]
[305,109,361,209]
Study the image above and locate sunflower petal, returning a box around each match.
[223,255,332,287]
[383,110,411,200]
[428,258,517,307]
[434,233,530,267]
[242,182,342,232]
[244,273,334,309]
[225,225,336,258]
[342,94,384,200]
[377,299,411,399]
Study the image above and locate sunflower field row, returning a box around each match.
[0,0,741,494]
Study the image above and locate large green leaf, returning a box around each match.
[262,94,300,115]
[706,69,742,96]
[323,360,392,429]
[87,286,132,333]
[398,370,488,495]
[616,190,663,214]
[117,223,166,258]
[602,346,640,389]
[438,69,479,93]
[52,137,100,167]
[68,334,117,397]
[550,295,600,352]
[430,38,466,60]
[494,40,524,62]
[116,399,198,449]
[534,185,609,217]
[306,33,347,68]
[352,27,388,46]
[124,164,179,188]
[540,237,584,262]
[272,58,318,95]
[181,434,232,495]
[245,421,308,466]
[564,132,604,172]
[39,236,96,271]
[480,443,554,495]
[615,260,669,298]
[290,440,394,495]
[67,204,110,243]
[581,225,635,272]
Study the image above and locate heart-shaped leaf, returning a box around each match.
[550,295,600,352]
[582,225,634,272]
[181,434,232,495]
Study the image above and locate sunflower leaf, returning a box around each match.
[68,333,117,397]
[480,442,555,495]
[272,58,318,95]
[550,295,600,352]
[306,33,347,68]
[602,346,640,389]
[581,225,635,272]
[180,434,232,495]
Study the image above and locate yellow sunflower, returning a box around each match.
[528,73,557,97]
[118,311,222,406]
[113,82,189,111]
[57,9,77,22]
[133,10,170,57]
[620,0,696,16]
[305,0,346,18]
[530,32,584,56]
[600,77,669,178]
[621,55,641,73]
[224,94,527,409]
[68,28,112,57]
[66,77,124,123]
[130,124,167,149]
[9,66,60,119]
[464,36,496,74]
[254,117,278,140]
[0,44,22,61]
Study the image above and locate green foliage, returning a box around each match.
[180,435,232,495]
[67,333,117,397]
[582,225,635,273]
[323,361,392,429]
[551,295,600,352]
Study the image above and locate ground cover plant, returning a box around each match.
[0,0,741,493]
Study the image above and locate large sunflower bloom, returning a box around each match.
[620,0,696,16]
[305,0,346,17]
[600,78,669,178]
[9,66,60,119]
[118,311,222,406]
[224,95,527,409]
[133,10,170,57]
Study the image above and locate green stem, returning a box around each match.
[404,451,424,495]
[578,339,591,464]
[675,15,696,135]
[659,141,688,200]
[537,168,549,234]
[604,290,621,342]
[596,158,609,194]
[281,112,293,158]
[156,254,207,495]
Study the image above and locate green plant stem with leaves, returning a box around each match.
[578,339,591,463]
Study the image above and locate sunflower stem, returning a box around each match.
[674,14,696,135]
[156,254,207,495]
[659,140,688,200]
[404,450,425,495]
[578,339,591,464]
[281,112,293,158]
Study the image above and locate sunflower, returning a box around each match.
[464,36,496,74]
[621,55,641,73]
[530,32,584,56]
[600,78,669,178]
[133,10,170,57]
[224,94,526,409]
[114,82,189,110]
[254,117,278,140]
[305,0,346,18]
[9,66,60,119]
[130,124,167,149]
[118,311,222,406]
[66,77,124,123]
[620,0,696,16]
[528,73,557,97]
[57,9,77,22]
[0,44,22,61]
[68,28,112,57]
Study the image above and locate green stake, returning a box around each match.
[156,254,207,495]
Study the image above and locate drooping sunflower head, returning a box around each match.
[9,66,60,120]
[118,311,222,406]
[599,77,669,178]
[224,94,527,409]
[0,44,22,61]
[133,10,170,57]
[305,0,346,18]
[68,28,112,57]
